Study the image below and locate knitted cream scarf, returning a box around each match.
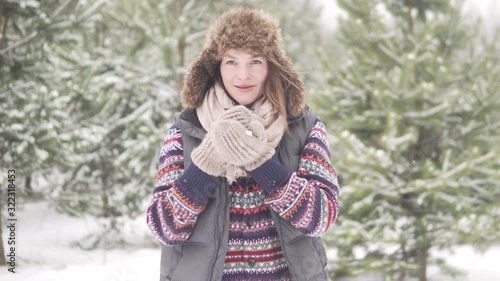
[196,83,284,180]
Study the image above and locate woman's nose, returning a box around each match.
[237,65,251,80]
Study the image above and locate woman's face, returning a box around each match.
[220,49,268,106]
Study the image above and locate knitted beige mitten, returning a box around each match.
[214,120,275,171]
[191,130,227,177]
[219,105,256,126]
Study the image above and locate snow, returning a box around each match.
[432,247,500,281]
[1,201,159,281]
[2,201,500,280]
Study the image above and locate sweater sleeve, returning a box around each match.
[146,124,218,246]
[248,117,340,237]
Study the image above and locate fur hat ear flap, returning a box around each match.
[181,48,219,109]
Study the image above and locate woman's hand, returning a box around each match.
[191,128,228,177]
[213,119,275,171]
[219,105,256,127]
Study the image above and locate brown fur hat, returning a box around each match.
[180,7,305,117]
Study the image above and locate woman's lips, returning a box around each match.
[235,85,255,92]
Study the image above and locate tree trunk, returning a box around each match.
[0,216,6,266]
[398,242,408,281]
[25,174,33,195]
[404,0,414,35]
[417,247,428,281]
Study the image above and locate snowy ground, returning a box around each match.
[1,200,159,281]
[1,201,500,281]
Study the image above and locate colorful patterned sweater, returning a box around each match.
[147,117,339,280]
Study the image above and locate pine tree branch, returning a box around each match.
[0,30,38,56]
[0,0,75,56]
[51,0,74,19]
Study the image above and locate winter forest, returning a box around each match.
[0,0,499,280]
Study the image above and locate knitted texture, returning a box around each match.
[248,156,291,192]
[147,126,218,245]
[146,117,339,280]
[220,105,256,127]
[222,178,292,281]
[191,125,227,177]
[214,119,274,168]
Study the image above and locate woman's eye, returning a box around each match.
[251,60,262,64]
[225,60,236,65]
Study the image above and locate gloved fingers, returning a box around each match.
[220,105,255,124]
[215,119,265,143]
[213,120,264,165]
[247,120,266,141]
[213,119,245,136]
[191,142,227,177]
[222,121,263,148]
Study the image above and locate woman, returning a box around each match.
[147,7,339,281]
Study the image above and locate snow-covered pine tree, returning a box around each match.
[312,0,500,280]
[0,0,78,192]
[0,0,91,261]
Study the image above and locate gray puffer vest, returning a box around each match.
[159,107,331,281]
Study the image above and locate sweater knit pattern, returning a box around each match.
[147,117,339,280]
